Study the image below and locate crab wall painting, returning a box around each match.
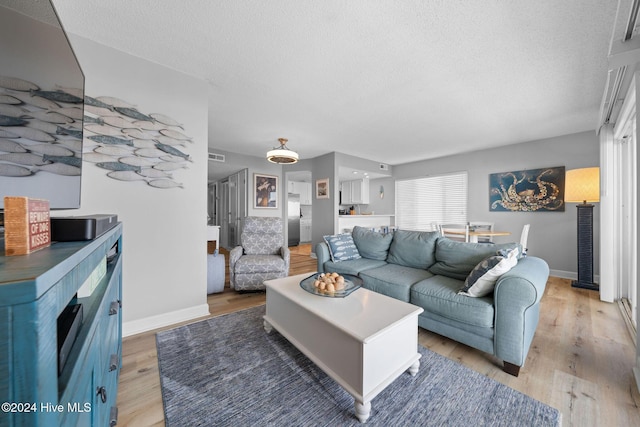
[489,166,565,212]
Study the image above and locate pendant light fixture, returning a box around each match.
[266,138,298,164]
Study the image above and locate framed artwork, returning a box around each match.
[254,173,278,209]
[316,178,329,199]
[489,166,565,212]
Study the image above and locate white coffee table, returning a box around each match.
[263,273,424,423]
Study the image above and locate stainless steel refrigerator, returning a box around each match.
[287,193,300,246]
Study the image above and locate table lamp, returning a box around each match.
[564,167,600,291]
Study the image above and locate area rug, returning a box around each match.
[157,305,561,426]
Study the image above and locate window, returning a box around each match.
[395,172,468,231]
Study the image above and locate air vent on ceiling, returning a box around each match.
[379,163,389,171]
[208,153,225,162]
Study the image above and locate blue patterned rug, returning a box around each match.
[157,305,561,426]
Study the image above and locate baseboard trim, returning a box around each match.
[549,269,600,284]
[123,303,211,337]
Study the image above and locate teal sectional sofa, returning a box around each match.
[316,226,550,376]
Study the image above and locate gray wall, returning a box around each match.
[310,152,337,250]
[394,130,600,276]
[366,177,396,216]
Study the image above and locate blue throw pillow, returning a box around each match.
[352,226,393,261]
[323,234,361,262]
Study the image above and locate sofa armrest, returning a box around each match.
[315,242,330,273]
[493,256,549,367]
[280,246,291,272]
[229,246,244,289]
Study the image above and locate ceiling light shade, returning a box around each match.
[266,138,298,164]
[565,167,600,203]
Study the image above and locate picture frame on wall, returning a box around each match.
[254,173,278,209]
[489,166,565,212]
[316,178,329,199]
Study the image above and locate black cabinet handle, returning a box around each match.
[109,354,119,372]
[96,386,107,403]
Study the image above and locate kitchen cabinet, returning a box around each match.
[290,181,312,205]
[300,220,312,242]
[341,179,370,204]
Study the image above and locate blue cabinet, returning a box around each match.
[0,223,123,427]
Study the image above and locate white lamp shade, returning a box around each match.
[565,167,600,203]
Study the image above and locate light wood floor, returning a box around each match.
[116,245,640,426]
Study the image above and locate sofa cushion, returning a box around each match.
[360,264,434,302]
[234,254,286,273]
[411,275,495,329]
[352,226,393,261]
[323,234,361,262]
[459,248,519,297]
[386,230,439,270]
[322,258,387,276]
[428,237,520,280]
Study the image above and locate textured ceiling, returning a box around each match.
[49,0,618,174]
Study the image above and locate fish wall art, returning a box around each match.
[82,94,193,189]
[489,166,565,212]
[0,75,84,178]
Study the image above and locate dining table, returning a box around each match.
[443,229,511,243]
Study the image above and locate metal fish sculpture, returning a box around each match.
[0,114,27,126]
[102,116,134,128]
[137,168,171,178]
[118,156,154,167]
[132,139,157,149]
[42,154,82,168]
[54,139,82,153]
[135,147,166,158]
[27,119,59,134]
[0,163,32,176]
[55,85,83,98]
[150,113,183,128]
[94,145,133,156]
[132,120,165,131]
[52,107,84,121]
[0,153,47,165]
[0,139,27,153]
[96,162,141,172]
[121,128,155,140]
[0,128,18,138]
[0,76,39,91]
[147,179,183,189]
[0,126,54,142]
[153,135,186,146]
[84,96,113,109]
[56,127,83,139]
[85,124,124,137]
[152,162,189,171]
[113,107,153,122]
[160,154,187,163]
[34,163,81,176]
[83,152,117,163]
[84,105,118,116]
[83,115,104,125]
[159,129,191,141]
[28,110,74,124]
[107,170,146,181]
[88,135,133,146]
[96,96,136,109]
[155,142,190,160]
[0,104,28,117]
[0,95,21,105]
[8,91,60,110]
[27,144,74,156]
[30,89,83,104]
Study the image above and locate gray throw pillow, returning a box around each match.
[352,226,393,261]
[386,229,439,270]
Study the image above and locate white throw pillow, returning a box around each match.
[459,248,519,297]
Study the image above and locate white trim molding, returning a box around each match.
[122,304,211,337]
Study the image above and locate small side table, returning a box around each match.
[207,252,225,294]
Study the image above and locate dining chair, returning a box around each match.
[440,223,469,242]
[469,221,495,243]
[520,224,530,256]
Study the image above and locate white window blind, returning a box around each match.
[395,172,468,231]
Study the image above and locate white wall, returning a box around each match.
[60,36,210,335]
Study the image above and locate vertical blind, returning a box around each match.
[395,171,468,231]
